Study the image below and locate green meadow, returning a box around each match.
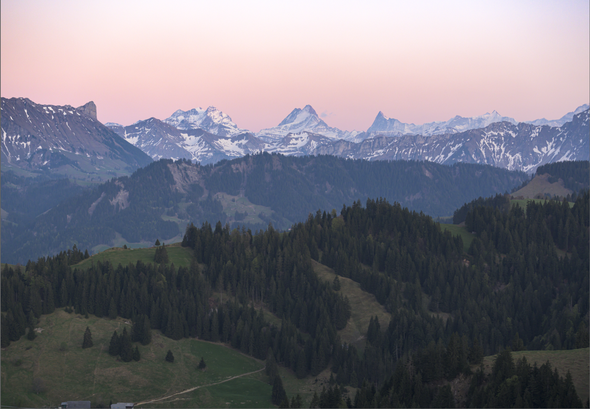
[1,310,271,408]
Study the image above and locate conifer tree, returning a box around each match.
[27,325,37,341]
[154,244,169,264]
[271,375,287,406]
[133,345,140,361]
[108,331,120,356]
[108,298,117,320]
[165,349,174,363]
[82,326,93,349]
[198,357,207,369]
[1,315,11,348]
[120,328,133,362]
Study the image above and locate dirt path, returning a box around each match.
[135,366,266,406]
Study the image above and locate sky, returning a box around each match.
[2,0,588,132]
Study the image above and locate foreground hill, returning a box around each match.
[1,154,527,264]
[1,192,590,407]
[1,97,152,181]
[2,194,587,407]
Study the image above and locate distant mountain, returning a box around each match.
[108,117,264,165]
[1,97,152,181]
[525,104,590,127]
[2,154,528,264]
[256,105,361,142]
[366,110,518,137]
[265,131,336,156]
[164,106,248,137]
[312,109,590,173]
[111,103,588,173]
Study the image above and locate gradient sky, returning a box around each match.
[2,0,588,132]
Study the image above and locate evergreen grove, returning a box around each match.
[1,191,587,407]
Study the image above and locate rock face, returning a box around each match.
[77,101,97,120]
[1,97,152,180]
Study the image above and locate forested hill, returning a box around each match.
[535,160,590,192]
[2,193,588,407]
[2,154,527,264]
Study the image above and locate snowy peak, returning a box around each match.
[257,104,358,141]
[277,104,326,128]
[164,106,247,137]
[367,110,517,137]
[526,104,590,127]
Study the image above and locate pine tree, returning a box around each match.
[27,325,37,341]
[1,315,11,348]
[133,345,140,361]
[271,375,287,406]
[309,391,320,408]
[82,326,93,349]
[155,239,161,246]
[165,349,175,363]
[120,328,133,362]
[108,331,120,356]
[154,244,169,264]
[332,276,341,291]
[108,298,117,320]
[198,357,207,369]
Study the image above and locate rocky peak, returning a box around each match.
[77,101,97,120]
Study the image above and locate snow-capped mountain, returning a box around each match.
[1,97,152,180]
[108,117,263,165]
[164,106,247,137]
[525,104,589,127]
[256,105,361,142]
[265,131,336,156]
[367,110,518,137]
[313,109,589,173]
[105,102,589,173]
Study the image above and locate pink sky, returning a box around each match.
[2,0,588,132]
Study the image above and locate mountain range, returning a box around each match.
[106,102,589,173]
[2,97,588,178]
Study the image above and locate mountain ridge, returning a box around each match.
[1,97,152,181]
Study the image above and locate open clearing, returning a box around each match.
[73,243,195,270]
[312,260,391,351]
[481,348,589,405]
[439,223,474,252]
[1,310,271,408]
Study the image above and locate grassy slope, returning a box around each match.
[1,310,271,408]
[213,192,275,225]
[512,173,572,199]
[312,260,391,351]
[481,348,589,405]
[73,243,194,270]
[439,223,474,253]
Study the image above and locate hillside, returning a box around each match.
[1,310,271,408]
[2,194,587,408]
[511,160,589,199]
[481,348,589,405]
[2,154,527,265]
